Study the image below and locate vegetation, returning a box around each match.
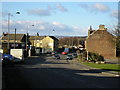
[112,24,120,57]
[77,51,120,72]
[59,37,86,47]
[77,51,104,63]
[83,63,120,72]
[77,51,87,62]
[88,52,104,63]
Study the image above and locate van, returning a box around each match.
[10,49,25,62]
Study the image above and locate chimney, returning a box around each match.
[88,26,95,36]
[3,32,8,36]
[98,25,107,30]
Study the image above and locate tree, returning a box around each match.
[59,37,86,47]
[112,24,120,57]
[112,24,120,37]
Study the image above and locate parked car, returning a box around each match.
[72,53,77,58]
[66,54,73,60]
[53,54,60,59]
[51,51,57,55]
[62,52,68,55]
[2,54,14,66]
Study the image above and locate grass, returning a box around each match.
[82,62,120,72]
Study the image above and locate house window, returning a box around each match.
[21,44,25,47]
[11,44,19,47]
[15,44,19,47]
[48,43,53,46]
[11,44,14,47]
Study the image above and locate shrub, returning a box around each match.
[88,52,104,63]
[77,51,87,62]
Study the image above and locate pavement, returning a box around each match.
[69,59,120,77]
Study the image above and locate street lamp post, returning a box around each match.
[26,25,35,56]
[26,25,34,50]
[14,28,16,49]
[7,12,20,51]
[26,25,29,51]
[7,13,10,50]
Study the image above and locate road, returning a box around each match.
[2,54,119,88]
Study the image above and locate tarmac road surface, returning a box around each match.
[2,55,119,88]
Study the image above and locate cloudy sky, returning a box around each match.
[1,1,118,36]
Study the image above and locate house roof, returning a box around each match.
[48,36,59,41]
[86,30,115,40]
[1,34,25,40]
[29,36,45,40]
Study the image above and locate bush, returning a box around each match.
[77,51,87,62]
[77,51,104,63]
[88,52,104,63]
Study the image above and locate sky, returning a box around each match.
[1,1,118,36]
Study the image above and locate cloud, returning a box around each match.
[55,3,68,12]
[78,3,89,10]
[110,10,118,18]
[78,3,110,13]
[38,25,45,30]
[2,20,87,36]
[27,8,51,17]
[52,22,68,29]
[92,3,110,12]
[26,3,67,17]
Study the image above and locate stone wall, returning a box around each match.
[86,25,117,60]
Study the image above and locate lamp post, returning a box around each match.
[14,28,16,49]
[7,11,20,52]
[26,24,35,56]
[26,25,29,51]
[26,24,35,51]
[7,13,10,50]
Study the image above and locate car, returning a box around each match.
[2,54,14,66]
[53,54,60,59]
[62,52,67,55]
[66,54,73,60]
[51,51,57,55]
[72,53,77,58]
[46,51,51,54]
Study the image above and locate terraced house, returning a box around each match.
[1,33,29,53]
[85,25,119,60]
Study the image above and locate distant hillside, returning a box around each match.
[55,36,87,39]
[57,36,87,46]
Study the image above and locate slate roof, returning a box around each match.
[1,34,25,40]
[29,36,45,40]
[29,36,59,41]
[49,36,59,41]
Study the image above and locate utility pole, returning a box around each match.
[14,28,16,49]
[26,33,28,51]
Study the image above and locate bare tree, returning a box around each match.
[112,24,120,37]
[112,24,120,57]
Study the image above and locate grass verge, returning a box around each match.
[82,62,120,72]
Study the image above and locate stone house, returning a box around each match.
[29,36,59,54]
[85,25,118,60]
[41,36,59,53]
[1,33,28,53]
[29,36,44,48]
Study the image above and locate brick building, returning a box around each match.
[85,25,117,60]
